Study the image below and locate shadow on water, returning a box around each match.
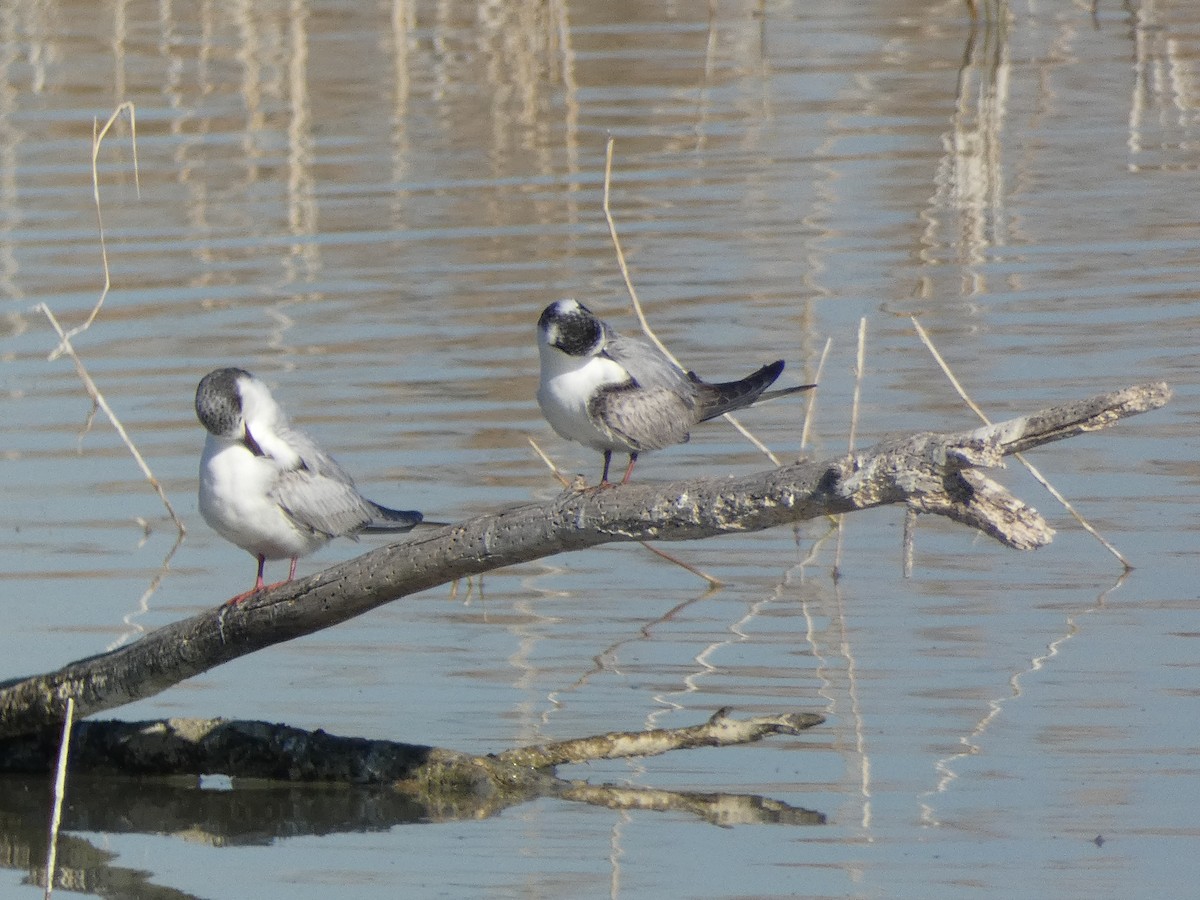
[0,769,823,894]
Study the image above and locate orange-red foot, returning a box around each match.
[225,579,288,605]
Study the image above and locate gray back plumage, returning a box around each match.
[589,329,700,450]
[600,329,698,397]
[198,366,422,540]
[268,425,422,537]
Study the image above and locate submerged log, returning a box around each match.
[0,383,1170,756]
[0,710,826,823]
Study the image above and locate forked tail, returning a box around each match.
[697,360,816,422]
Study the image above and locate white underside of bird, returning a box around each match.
[198,434,332,562]
[194,367,426,599]
[536,343,633,453]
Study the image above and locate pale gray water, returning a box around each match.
[2,0,1199,897]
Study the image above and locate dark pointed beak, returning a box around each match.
[243,427,265,457]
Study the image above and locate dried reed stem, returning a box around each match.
[49,102,138,360]
[527,436,572,488]
[638,541,724,586]
[40,306,186,534]
[42,697,74,900]
[601,136,782,465]
[835,318,869,573]
[800,336,832,451]
[847,318,867,451]
[39,102,185,535]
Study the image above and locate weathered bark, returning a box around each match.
[493,708,823,768]
[0,382,1169,742]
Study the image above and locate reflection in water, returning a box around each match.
[108,532,185,651]
[0,774,423,899]
[0,754,823,894]
[923,9,1012,292]
[919,568,1132,826]
[1129,0,1200,172]
[559,586,724,704]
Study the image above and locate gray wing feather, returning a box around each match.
[273,467,374,539]
[593,328,701,450]
[267,427,375,538]
[694,360,786,422]
[362,501,423,532]
[590,384,696,451]
[286,428,358,483]
[601,330,697,396]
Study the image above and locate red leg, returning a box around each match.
[226,554,270,605]
[620,452,639,484]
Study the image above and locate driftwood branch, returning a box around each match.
[0,383,1169,743]
[0,709,822,783]
[0,711,825,818]
[493,707,824,768]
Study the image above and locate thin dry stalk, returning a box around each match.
[40,305,186,534]
[910,317,1130,569]
[38,102,185,536]
[800,336,832,450]
[42,697,74,900]
[527,436,572,488]
[835,318,868,574]
[49,102,138,360]
[601,137,782,465]
[638,541,723,587]
[602,137,676,364]
[847,318,867,450]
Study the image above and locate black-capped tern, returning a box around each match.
[195,367,425,601]
[536,299,816,485]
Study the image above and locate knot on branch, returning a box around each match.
[907,468,1053,550]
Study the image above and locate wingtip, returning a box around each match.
[761,359,786,381]
[364,503,426,532]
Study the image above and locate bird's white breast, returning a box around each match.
[536,347,633,452]
[198,435,328,560]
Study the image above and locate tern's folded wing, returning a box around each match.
[589,383,696,451]
[273,469,373,539]
[601,332,694,394]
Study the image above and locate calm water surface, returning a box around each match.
[2,0,1199,897]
